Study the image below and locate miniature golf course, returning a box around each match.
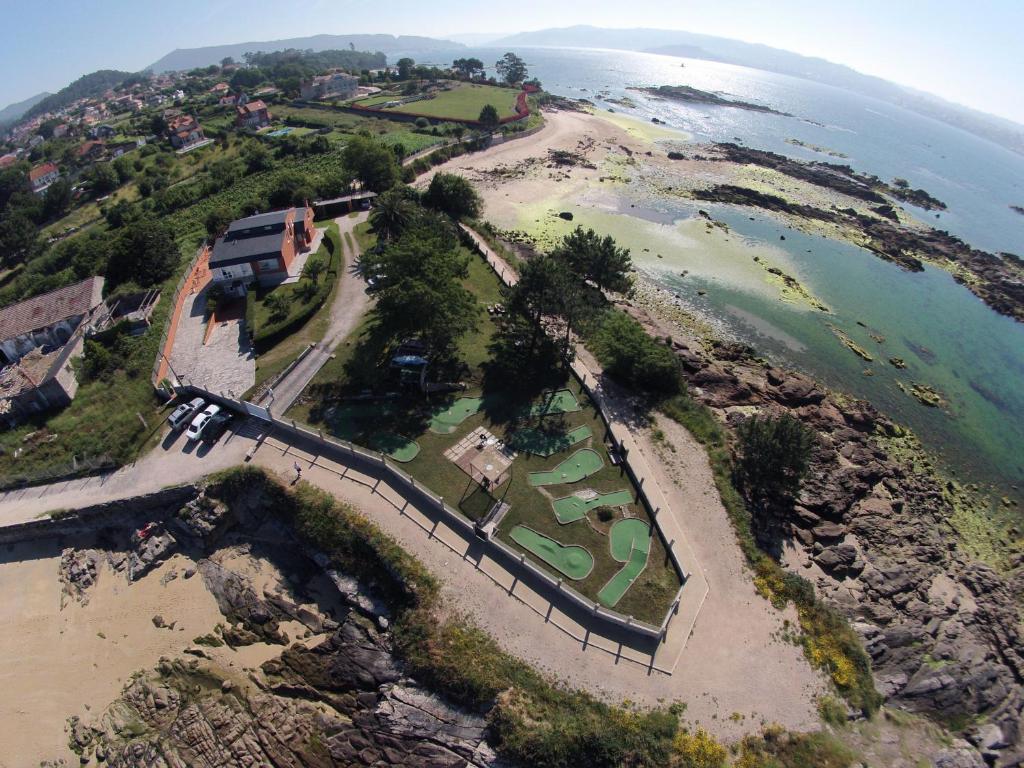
[551,488,635,524]
[528,448,604,486]
[598,518,652,607]
[510,526,594,580]
[324,403,420,462]
[428,397,484,433]
[510,425,592,457]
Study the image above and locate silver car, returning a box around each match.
[168,397,205,430]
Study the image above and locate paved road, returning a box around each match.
[258,212,371,414]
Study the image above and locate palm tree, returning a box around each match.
[370,188,418,244]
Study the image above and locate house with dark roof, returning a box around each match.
[28,162,60,194]
[209,208,315,294]
[0,276,104,364]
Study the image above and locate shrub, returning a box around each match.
[414,116,430,129]
[590,311,681,394]
[596,506,615,522]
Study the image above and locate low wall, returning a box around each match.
[0,484,198,545]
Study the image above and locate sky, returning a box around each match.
[1,0,1021,124]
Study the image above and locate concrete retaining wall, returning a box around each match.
[0,484,198,545]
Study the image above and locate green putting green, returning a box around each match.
[428,397,484,433]
[551,488,634,524]
[598,518,652,607]
[510,425,592,457]
[510,526,594,580]
[528,448,604,487]
[373,435,420,462]
[526,388,582,417]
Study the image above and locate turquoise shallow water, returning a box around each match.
[423,46,1024,495]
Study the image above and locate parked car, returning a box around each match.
[185,404,221,441]
[168,397,205,430]
[200,412,234,445]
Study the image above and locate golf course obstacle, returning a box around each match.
[509,424,592,457]
[525,388,581,417]
[551,488,635,524]
[428,396,484,433]
[510,525,595,580]
[598,518,652,607]
[528,448,604,487]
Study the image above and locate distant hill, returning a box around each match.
[492,25,1024,156]
[23,70,135,122]
[149,33,463,72]
[0,92,50,127]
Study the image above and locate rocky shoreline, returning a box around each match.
[689,181,1024,323]
[622,283,1024,766]
[54,482,498,767]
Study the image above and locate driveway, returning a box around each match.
[169,287,255,398]
[259,212,371,414]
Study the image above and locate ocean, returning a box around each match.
[422,46,1024,496]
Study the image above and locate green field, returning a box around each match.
[529,448,604,487]
[551,488,635,524]
[509,425,592,457]
[360,83,522,122]
[510,526,594,580]
[318,401,421,462]
[598,519,652,607]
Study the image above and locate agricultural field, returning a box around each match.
[356,82,522,122]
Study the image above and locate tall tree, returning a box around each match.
[342,135,400,193]
[396,57,415,80]
[553,226,633,294]
[735,414,814,508]
[369,187,419,243]
[495,52,527,86]
[366,222,479,354]
[478,104,500,129]
[422,173,481,220]
[106,218,179,287]
[452,57,484,79]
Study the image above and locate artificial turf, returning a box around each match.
[510,525,595,580]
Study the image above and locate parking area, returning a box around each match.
[168,286,255,397]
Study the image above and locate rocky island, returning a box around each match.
[630,84,793,116]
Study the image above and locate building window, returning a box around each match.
[259,258,279,271]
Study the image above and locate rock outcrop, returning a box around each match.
[627,300,1024,765]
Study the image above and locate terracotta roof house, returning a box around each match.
[0,154,17,169]
[210,82,230,94]
[235,99,271,129]
[210,208,316,294]
[76,140,106,161]
[0,276,105,364]
[28,162,60,194]
[166,114,205,150]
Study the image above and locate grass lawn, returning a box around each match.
[287,248,681,624]
[363,83,521,122]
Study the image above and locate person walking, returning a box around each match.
[293,461,302,484]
